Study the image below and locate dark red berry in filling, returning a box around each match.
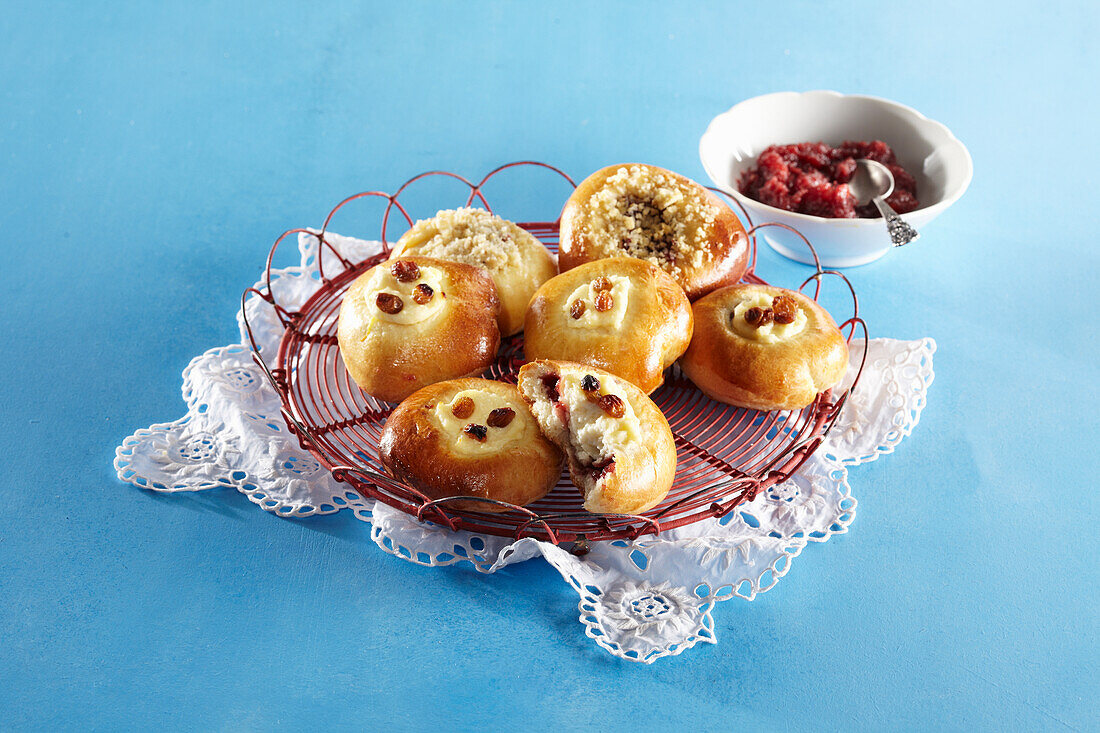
[463,423,488,441]
[541,373,560,402]
[590,457,616,481]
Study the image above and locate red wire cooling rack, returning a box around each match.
[241,162,868,554]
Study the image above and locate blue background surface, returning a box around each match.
[2,1,1097,729]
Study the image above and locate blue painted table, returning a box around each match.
[2,1,1096,729]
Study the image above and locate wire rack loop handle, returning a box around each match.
[329,464,461,531]
[799,268,860,322]
[746,221,824,277]
[315,191,400,276]
[707,186,759,276]
[829,315,871,423]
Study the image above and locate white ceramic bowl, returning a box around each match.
[699,90,972,268]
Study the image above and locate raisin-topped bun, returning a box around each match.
[337,256,500,403]
[517,361,677,515]
[523,258,692,394]
[379,379,564,512]
[389,208,557,336]
[680,284,849,411]
[558,164,750,301]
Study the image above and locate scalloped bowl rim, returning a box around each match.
[699,90,973,227]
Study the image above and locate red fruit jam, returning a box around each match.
[737,140,920,219]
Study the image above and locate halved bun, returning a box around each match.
[517,360,676,515]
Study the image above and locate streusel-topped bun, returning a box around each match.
[517,360,677,515]
[390,208,556,336]
[680,284,849,411]
[524,258,692,394]
[337,256,500,403]
[559,164,750,300]
[380,378,563,512]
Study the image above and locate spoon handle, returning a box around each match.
[873,196,920,247]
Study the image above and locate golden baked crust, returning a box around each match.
[389,207,557,336]
[680,284,849,411]
[558,164,749,301]
[517,360,677,515]
[336,256,500,403]
[380,379,564,512]
[523,258,693,394]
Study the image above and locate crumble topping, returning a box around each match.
[399,207,526,272]
[584,165,719,277]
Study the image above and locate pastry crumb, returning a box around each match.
[584,165,719,277]
[401,207,525,272]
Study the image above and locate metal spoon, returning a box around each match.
[850,159,920,247]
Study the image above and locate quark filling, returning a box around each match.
[563,275,631,329]
[362,264,447,327]
[396,207,525,273]
[730,291,808,344]
[431,389,530,457]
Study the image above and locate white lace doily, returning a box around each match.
[115,231,935,663]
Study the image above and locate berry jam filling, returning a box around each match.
[589,457,616,481]
[540,373,560,402]
[738,140,920,219]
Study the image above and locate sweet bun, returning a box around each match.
[337,256,500,403]
[680,284,849,411]
[389,207,557,336]
[380,379,564,512]
[517,360,677,515]
[523,258,692,394]
[558,164,750,300]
